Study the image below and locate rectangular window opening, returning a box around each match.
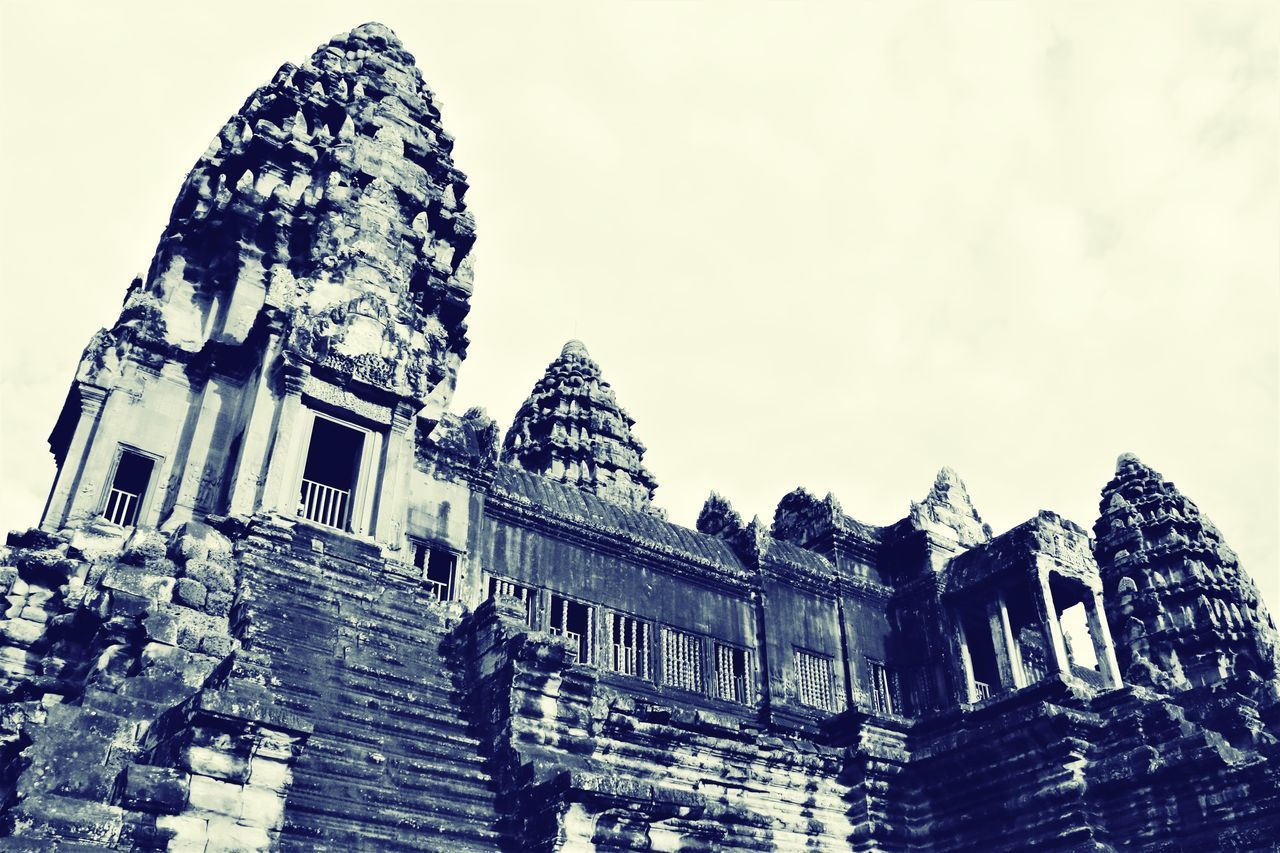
[605,612,651,680]
[102,449,154,527]
[661,627,704,693]
[414,544,456,602]
[298,416,364,531]
[868,659,900,716]
[488,576,536,626]
[550,594,594,665]
[795,649,839,712]
[714,644,752,704]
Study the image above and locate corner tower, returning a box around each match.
[40,23,474,547]
[502,340,658,512]
[1094,454,1280,694]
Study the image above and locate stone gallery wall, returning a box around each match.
[2,514,1276,850]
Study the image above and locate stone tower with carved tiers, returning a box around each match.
[2,21,1279,853]
[502,340,658,513]
[1095,454,1280,699]
[42,21,473,551]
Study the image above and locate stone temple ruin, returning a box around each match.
[2,22,1278,852]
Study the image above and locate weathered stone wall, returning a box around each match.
[0,523,308,850]
[463,597,862,851]
[7,18,1280,852]
[3,512,1279,850]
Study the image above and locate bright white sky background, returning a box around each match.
[1,3,1276,608]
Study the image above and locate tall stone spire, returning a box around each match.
[93,21,475,408]
[42,23,477,536]
[502,341,658,511]
[1094,454,1280,695]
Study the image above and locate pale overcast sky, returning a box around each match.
[1,3,1276,607]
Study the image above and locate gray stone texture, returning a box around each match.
[2,20,1278,853]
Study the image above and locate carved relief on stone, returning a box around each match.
[82,22,474,411]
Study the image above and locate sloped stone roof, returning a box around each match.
[491,466,741,572]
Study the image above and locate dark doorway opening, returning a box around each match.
[103,449,154,527]
[298,417,363,530]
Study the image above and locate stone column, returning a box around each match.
[40,384,109,531]
[373,402,416,546]
[1034,568,1071,679]
[164,372,220,526]
[259,363,310,519]
[1085,587,1123,688]
[227,331,283,517]
[947,608,977,703]
[987,591,1025,690]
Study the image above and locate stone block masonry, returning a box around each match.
[2,19,1277,852]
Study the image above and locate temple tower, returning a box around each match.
[1094,454,1280,694]
[501,340,658,512]
[40,23,474,551]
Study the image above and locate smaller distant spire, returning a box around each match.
[697,492,743,539]
[909,467,992,547]
[502,341,657,511]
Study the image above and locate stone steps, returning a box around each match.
[278,797,503,853]
[286,762,498,823]
[299,734,492,790]
[246,551,502,850]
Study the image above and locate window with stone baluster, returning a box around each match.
[487,575,536,626]
[412,542,457,602]
[297,415,365,531]
[603,611,651,680]
[549,594,594,665]
[867,659,901,716]
[794,649,840,711]
[100,447,157,528]
[661,627,704,693]
[713,643,752,704]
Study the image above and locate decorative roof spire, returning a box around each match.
[94,22,476,408]
[502,341,658,511]
[1094,453,1280,696]
[908,467,992,547]
[697,492,744,540]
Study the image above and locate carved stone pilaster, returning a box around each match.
[40,383,110,531]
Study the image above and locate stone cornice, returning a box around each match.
[483,490,755,597]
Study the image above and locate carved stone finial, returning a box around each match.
[697,492,743,539]
[561,339,589,359]
[501,341,658,511]
[908,466,992,547]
